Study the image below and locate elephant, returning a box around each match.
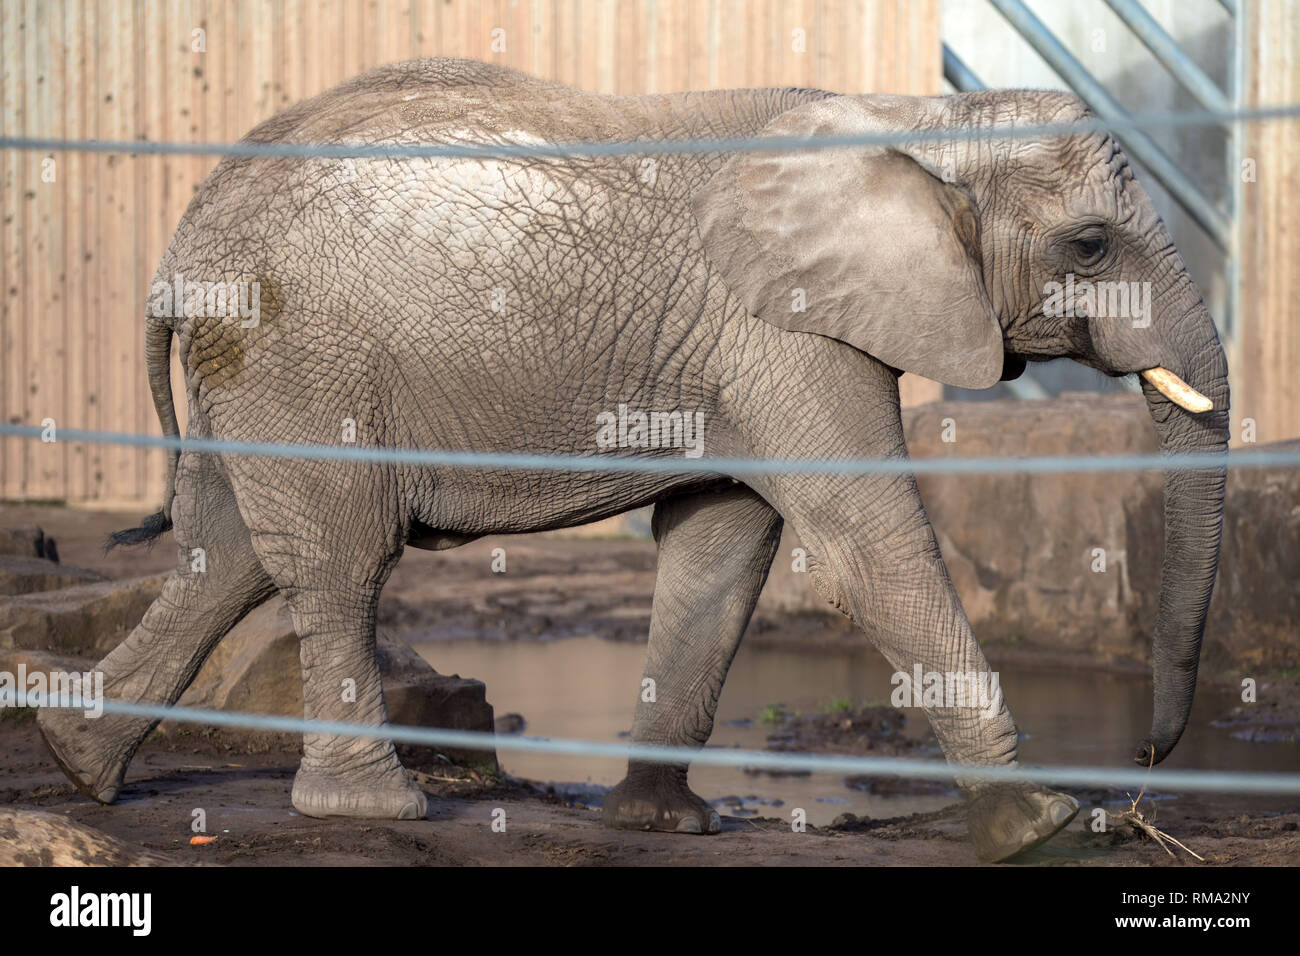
[37,57,1228,863]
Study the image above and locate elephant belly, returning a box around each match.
[408,467,722,538]
[405,525,481,551]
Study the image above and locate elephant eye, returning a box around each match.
[1072,235,1108,264]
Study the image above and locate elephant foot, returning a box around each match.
[965,783,1079,863]
[602,764,721,834]
[37,708,137,805]
[291,763,428,820]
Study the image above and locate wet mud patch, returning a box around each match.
[1211,676,1300,743]
[844,774,958,797]
[827,804,967,843]
[746,705,948,797]
[763,705,936,757]
[709,793,787,817]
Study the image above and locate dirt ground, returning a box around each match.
[4,715,1298,866]
[2,503,1298,866]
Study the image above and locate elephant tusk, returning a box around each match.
[1140,367,1213,413]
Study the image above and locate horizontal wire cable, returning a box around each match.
[3,103,1300,163]
[1,423,1292,477]
[11,695,1300,795]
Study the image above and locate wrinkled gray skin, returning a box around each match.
[39,58,1228,862]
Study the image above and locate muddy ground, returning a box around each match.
[4,714,1299,866]
[2,503,1298,866]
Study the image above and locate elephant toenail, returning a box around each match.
[676,818,703,834]
[1049,799,1077,825]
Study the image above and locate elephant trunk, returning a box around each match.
[1133,293,1230,766]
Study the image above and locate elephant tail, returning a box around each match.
[107,313,178,551]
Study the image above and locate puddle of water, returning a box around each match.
[414,635,1299,827]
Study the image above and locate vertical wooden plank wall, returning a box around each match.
[1237,0,1300,444]
[1,0,940,506]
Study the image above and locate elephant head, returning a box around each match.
[692,90,1228,766]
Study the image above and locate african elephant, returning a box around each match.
[38,58,1228,863]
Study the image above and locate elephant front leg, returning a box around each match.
[786,481,1078,860]
[727,348,1078,860]
[603,486,782,834]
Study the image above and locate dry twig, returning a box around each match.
[1104,751,1205,862]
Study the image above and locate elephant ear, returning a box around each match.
[691,96,1004,390]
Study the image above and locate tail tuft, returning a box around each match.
[105,510,173,552]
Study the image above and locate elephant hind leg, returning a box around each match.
[232,461,426,821]
[603,486,782,835]
[277,580,428,821]
[38,452,276,803]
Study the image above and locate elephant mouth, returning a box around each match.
[999,352,1027,382]
[1000,351,1209,413]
